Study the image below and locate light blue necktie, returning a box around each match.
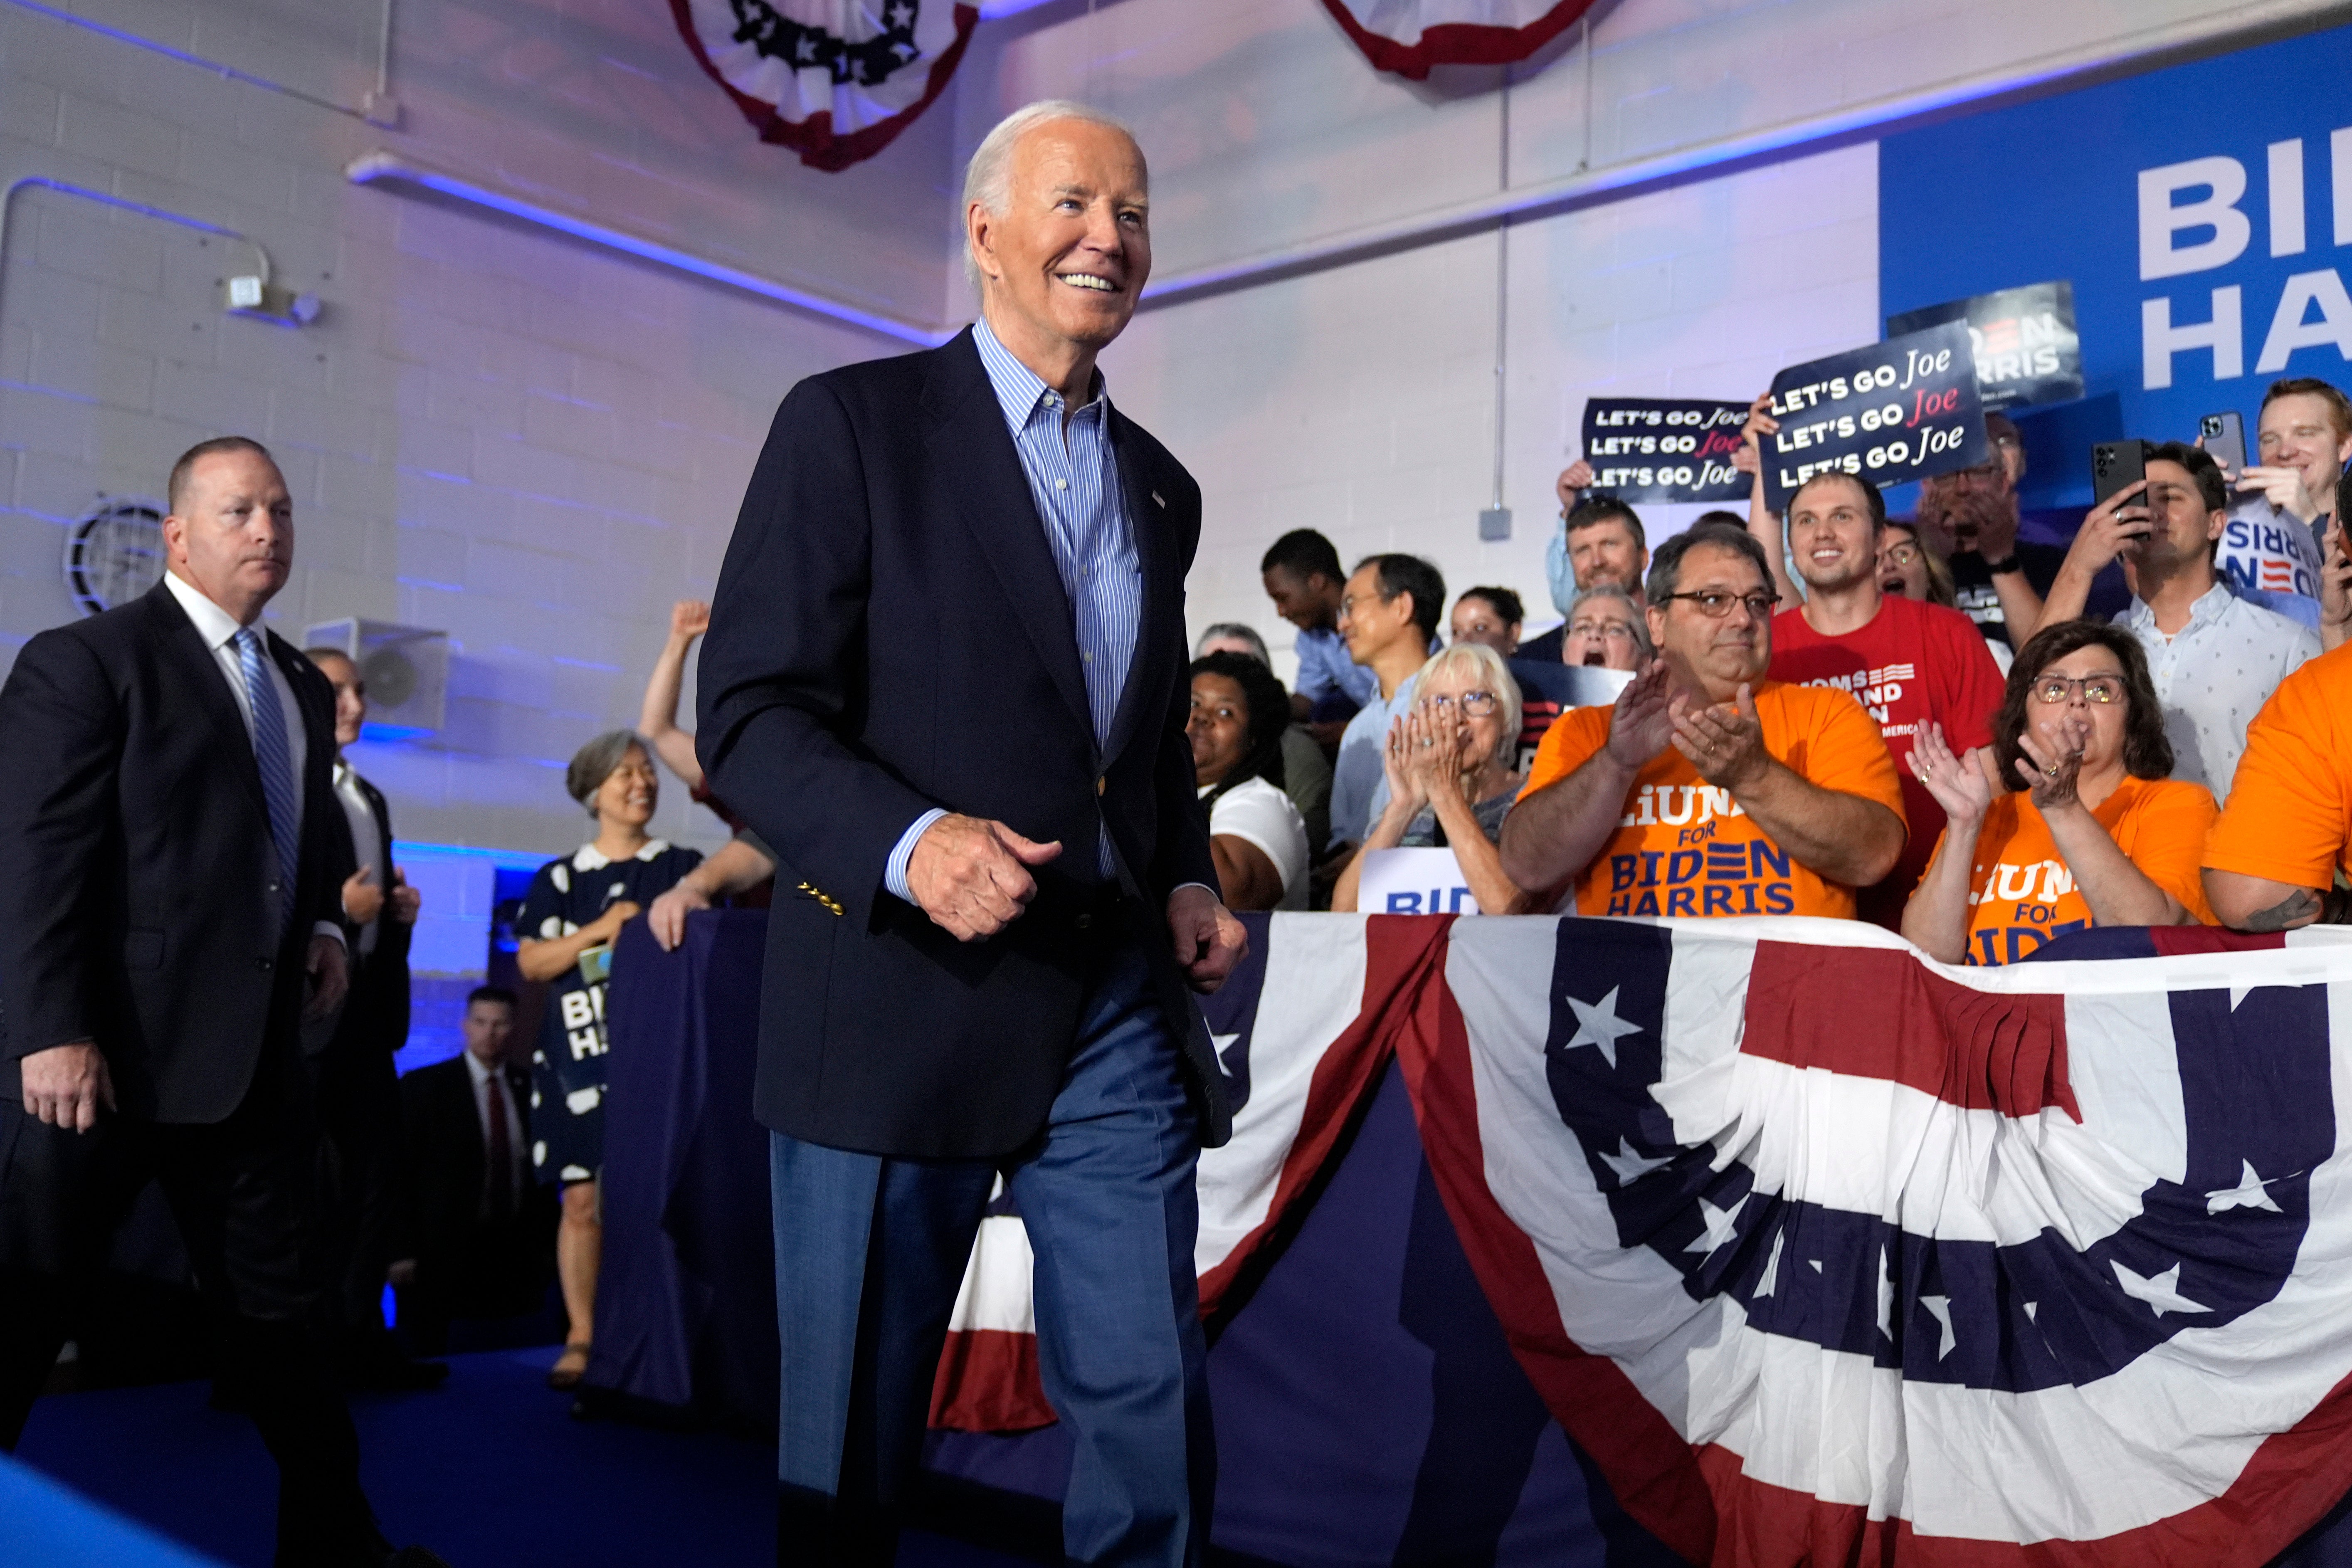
[234,627,301,922]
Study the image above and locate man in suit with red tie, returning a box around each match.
[0,437,441,1566]
[699,101,1245,1568]
[391,988,556,1353]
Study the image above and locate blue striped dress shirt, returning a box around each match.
[885,320,1143,894]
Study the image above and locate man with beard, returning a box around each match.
[2040,443,2316,801]
[1765,473,2004,926]
[1521,488,1649,664]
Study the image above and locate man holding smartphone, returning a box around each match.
[2044,442,2316,801]
[2214,378,2352,642]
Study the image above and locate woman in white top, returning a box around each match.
[1332,641,1537,914]
[1187,652,1311,911]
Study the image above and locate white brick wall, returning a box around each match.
[0,0,912,872]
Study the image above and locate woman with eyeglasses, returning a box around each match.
[1901,621,2217,965]
[1558,587,1652,670]
[1332,641,1536,914]
[1876,521,1960,610]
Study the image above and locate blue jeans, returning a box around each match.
[769,937,1211,1568]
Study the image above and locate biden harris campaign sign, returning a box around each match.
[1880,22,2352,506]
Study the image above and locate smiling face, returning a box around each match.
[1262,564,1339,632]
[163,447,292,624]
[967,118,1150,370]
[1788,474,1879,594]
[1339,563,1419,666]
[1187,672,1252,787]
[1448,594,1519,656]
[1567,516,1646,596]
[2257,391,2352,513]
[593,745,658,831]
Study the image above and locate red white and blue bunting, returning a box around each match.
[669,0,977,172]
[1320,0,1597,80]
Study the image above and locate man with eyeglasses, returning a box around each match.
[2213,378,2352,644]
[2039,443,2316,802]
[1764,472,2006,926]
[1914,412,2071,654]
[1501,524,1906,921]
[1327,553,1445,859]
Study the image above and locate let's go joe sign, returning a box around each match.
[1760,321,1989,511]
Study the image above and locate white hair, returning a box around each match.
[1412,641,1523,768]
[961,99,1140,290]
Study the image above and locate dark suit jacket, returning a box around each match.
[698,327,1227,1160]
[326,771,412,1060]
[0,580,353,1123]
[397,1054,550,1284]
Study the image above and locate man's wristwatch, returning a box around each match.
[1981,553,2022,575]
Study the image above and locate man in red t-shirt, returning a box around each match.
[1766,471,2007,926]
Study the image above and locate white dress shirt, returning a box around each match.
[2115,582,2320,802]
[464,1048,527,1209]
[163,570,340,944]
[333,760,384,956]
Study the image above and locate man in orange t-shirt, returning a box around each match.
[1500,524,1907,920]
[2204,640,2352,930]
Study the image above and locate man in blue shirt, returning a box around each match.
[1327,553,1445,855]
[1261,529,1377,745]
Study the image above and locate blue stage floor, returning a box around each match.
[12,1347,1024,1568]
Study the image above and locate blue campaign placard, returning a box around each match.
[1880,22,2352,508]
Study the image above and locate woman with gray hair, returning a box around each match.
[1558,586,1652,669]
[513,728,702,1390]
[1333,642,1538,914]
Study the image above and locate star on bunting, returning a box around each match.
[1563,986,1642,1068]
[1753,1229,1785,1298]
[1920,1294,1957,1360]
[2111,1259,2209,1318]
[1684,1194,1746,1257]
[1597,1137,1673,1187]
[2206,1159,2283,1215]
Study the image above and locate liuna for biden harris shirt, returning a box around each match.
[1520,680,1906,921]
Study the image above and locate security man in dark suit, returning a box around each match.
[307,646,439,1390]
[391,988,554,1353]
[698,101,1245,1568]
[0,437,442,1567]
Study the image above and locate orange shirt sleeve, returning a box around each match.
[2120,780,2220,925]
[1520,704,1613,800]
[1788,686,1909,834]
[2202,655,2352,889]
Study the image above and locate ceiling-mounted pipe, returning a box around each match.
[344,152,953,348]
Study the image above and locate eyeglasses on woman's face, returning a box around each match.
[1423,690,1499,717]
[2031,674,2124,705]
[1569,617,1637,641]
[1878,542,1920,568]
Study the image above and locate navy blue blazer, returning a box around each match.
[0,581,352,1122]
[698,327,1228,1160]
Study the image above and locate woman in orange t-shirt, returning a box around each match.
[1901,621,2216,966]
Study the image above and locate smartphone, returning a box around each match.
[2092,440,2150,506]
[2199,410,2247,477]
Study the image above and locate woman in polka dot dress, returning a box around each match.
[514,730,701,1389]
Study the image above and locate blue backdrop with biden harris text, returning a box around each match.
[1880,20,2352,511]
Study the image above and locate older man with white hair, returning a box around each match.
[698,101,1242,1568]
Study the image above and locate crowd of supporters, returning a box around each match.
[1181,374,2352,956]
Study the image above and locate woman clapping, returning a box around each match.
[1900,622,2216,965]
